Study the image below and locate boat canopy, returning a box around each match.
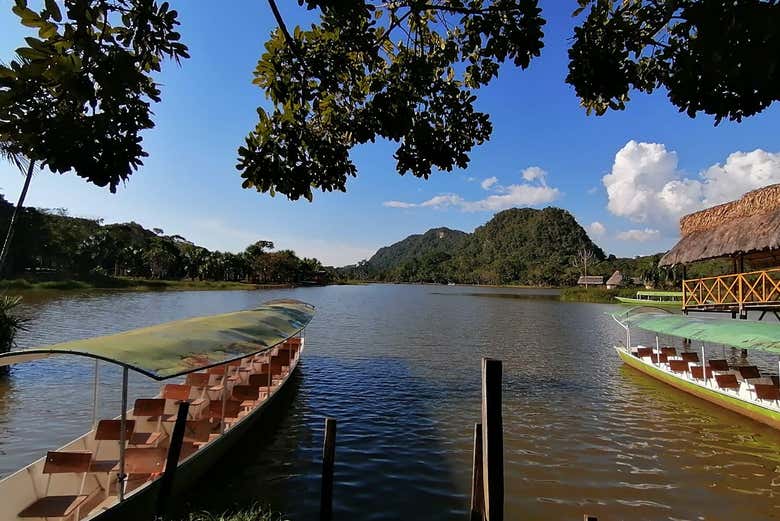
[615,310,780,353]
[0,299,315,380]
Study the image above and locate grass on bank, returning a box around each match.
[184,505,288,521]
[559,286,638,303]
[0,276,284,292]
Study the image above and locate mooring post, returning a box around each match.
[320,417,337,521]
[481,358,503,521]
[155,401,190,519]
[469,422,484,521]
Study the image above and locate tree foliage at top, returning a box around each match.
[0,0,188,191]
[238,0,545,201]
[567,0,780,123]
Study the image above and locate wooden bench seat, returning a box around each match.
[755,384,780,401]
[19,451,92,519]
[660,347,677,357]
[709,359,730,371]
[681,352,699,363]
[690,366,713,380]
[736,366,761,380]
[715,374,740,390]
[669,360,689,373]
[636,347,653,358]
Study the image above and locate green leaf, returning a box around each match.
[44,0,61,22]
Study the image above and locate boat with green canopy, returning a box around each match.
[0,299,315,521]
[615,290,683,307]
[612,307,780,430]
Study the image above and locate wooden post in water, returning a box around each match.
[320,417,337,521]
[469,422,484,521]
[155,401,190,519]
[481,358,503,521]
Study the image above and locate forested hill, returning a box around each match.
[340,207,664,286]
[367,227,467,272]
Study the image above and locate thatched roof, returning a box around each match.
[659,184,780,267]
[577,275,604,285]
[606,270,623,286]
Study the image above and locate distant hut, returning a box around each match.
[606,270,624,289]
[659,183,780,271]
[577,275,604,286]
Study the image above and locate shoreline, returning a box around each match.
[0,277,295,293]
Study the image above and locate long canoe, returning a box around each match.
[0,299,315,521]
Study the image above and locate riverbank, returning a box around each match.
[0,277,291,292]
[558,286,637,303]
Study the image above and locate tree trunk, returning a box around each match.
[0,160,35,276]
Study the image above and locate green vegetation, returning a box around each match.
[0,196,331,287]
[337,207,734,287]
[340,207,606,286]
[0,295,28,375]
[559,287,638,303]
[183,505,287,521]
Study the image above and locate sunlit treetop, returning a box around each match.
[238,0,546,201]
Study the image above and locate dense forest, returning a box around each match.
[338,207,724,287]
[0,195,329,285]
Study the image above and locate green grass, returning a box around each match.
[183,505,288,521]
[559,286,637,303]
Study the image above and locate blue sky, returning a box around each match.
[2,2,779,266]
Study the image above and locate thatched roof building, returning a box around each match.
[659,184,780,268]
[606,270,624,289]
[577,275,604,286]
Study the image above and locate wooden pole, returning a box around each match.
[118,367,128,502]
[481,358,503,521]
[320,417,337,521]
[469,423,484,521]
[155,401,190,519]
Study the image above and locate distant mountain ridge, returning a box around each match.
[357,207,608,285]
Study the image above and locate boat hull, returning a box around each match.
[88,360,302,521]
[617,347,780,430]
[614,297,680,307]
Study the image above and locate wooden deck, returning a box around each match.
[683,267,780,317]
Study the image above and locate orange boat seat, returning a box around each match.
[755,384,780,401]
[18,451,92,519]
[660,347,677,357]
[715,374,740,390]
[669,360,689,373]
[690,366,713,380]
[681,352,699,363]
[636,347,653,358]
[736,366,761,380]
[131,399,166,446]
[709,359,730,372]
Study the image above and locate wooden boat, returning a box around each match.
[613,308,780,430]
[0,299,315,521]
[615,290,683,307]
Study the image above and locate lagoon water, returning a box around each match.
[1,285,780,520]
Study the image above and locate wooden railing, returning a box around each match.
[683,267,780,310]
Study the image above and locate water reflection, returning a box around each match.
[1,285,780,520]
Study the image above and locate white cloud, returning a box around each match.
[481,176,498,190]
[383,200,416,209]
[616,228,661,242]
[383,167,560,212]
[588,221,606,237]
[419,194,464,208]
[603,141,780,231]
[460,184,559,212]
[522,166,547,182]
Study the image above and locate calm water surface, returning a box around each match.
[1,285,780,520]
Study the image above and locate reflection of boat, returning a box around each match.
[615,291,683,307]
[0,299,315,521]
[613,308,780,429]
[447,282,456,286]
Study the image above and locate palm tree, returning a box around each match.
[0,141,35,275]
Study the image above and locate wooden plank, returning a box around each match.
[469,423,484,521]
[481,358,503,521]
[320,417,337,521]
[155,401,190,518]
